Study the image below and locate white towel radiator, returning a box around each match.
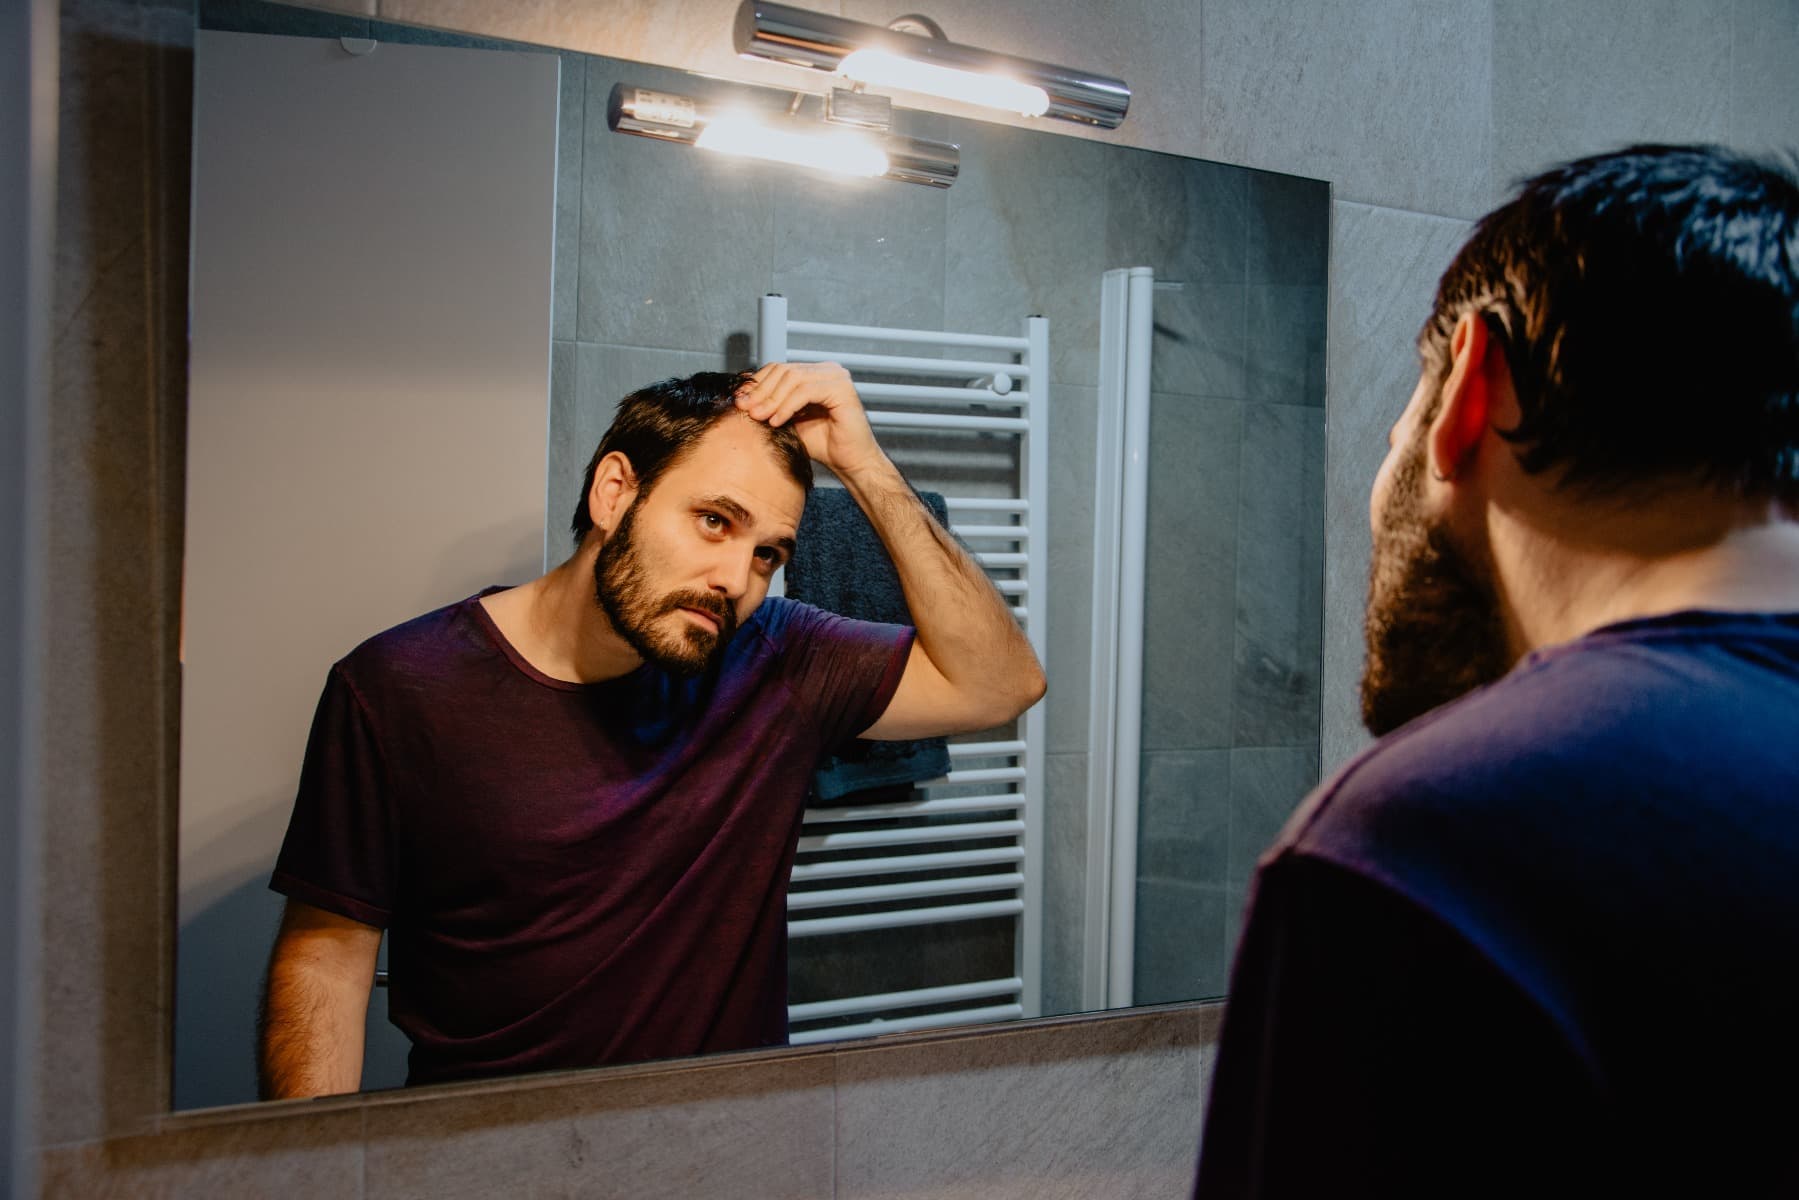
[758,294,1049,1043]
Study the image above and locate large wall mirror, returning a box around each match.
[176,0,1328,1111]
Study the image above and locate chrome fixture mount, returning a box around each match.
[733,0,1131,129]
[607,83,961,189]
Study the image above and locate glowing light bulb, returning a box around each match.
[838,49,1050,117]
[695,113,890,178]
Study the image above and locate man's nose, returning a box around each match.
[706,546,756,599]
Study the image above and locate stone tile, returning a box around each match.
[943,119,1112,388]
[1245,284,1325,409]
[1730,0,1799,158]
[545,340,583,555]
[1141,393,1240,752]
[1227,746,1319,892]
[1044,383,1098,754]
[43,0,192,1145]
[364,1054,834,1198]
[834,1010,1204,1198]
[199,0,372,37]
[41,1111,366,1199]
[1198,0,1493,218]
[1491,0,1732,199]
[1321,202,1472,774]
[1245,169,1329,286]
[1232,403,1325,748]
[373,0,763,80]
[1106,150,1250,287]
[1148,282,1246,400]
[551,52,585,342]
[1041,753,1090,1018]
[1137,749,1230,885]
[553,343,729,552]
[577,56,776,354]
[366,16,539,51]
[1133,878,1230,1005]
[769,158,948,347]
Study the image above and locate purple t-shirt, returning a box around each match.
[1196,610,1799,1197]
[271,591,912,1085]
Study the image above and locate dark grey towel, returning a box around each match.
[786,486,952,802]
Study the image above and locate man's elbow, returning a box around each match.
[990,659,1047,725]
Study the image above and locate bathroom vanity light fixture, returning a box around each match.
[608,84,960,188]
[733,1,1131,129]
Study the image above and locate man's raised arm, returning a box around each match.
[736,362,1047,739]
[258,898,382,1100]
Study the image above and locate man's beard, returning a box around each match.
[1360,431,1513,736]
[592,501,738,677]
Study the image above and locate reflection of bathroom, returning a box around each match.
[538,43,1329,1021]
[175,0,1323,1104]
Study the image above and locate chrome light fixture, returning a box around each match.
[608,84,961,189]
[734,1,1131,129]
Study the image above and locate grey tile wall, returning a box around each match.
[944,120,1113,387]
[1730,0,1799,158]
[363,1055,837,1199]
[834,1011,1207,1199]
[1045,383,1099,755]
[1140,393,1241,753]
[1490,0,1733,193]
[1232,403,1325,749]
[1042,752,1090,1017]
[41,0,193,1146]
[1195,0,1495,217]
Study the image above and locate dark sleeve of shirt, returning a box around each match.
[268,664,396,929]
[1194,854,1606,1200]
[774,603,913,752]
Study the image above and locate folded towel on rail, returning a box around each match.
[786,485,952,803]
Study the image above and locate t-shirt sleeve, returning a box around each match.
[1193,854,1601,1199]
[269,663,396,929]
[773,602,914,752]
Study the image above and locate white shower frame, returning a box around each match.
[1083,267,1155,1010]
[760,294,1049,1042]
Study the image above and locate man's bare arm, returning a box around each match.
[258,899,382,1100]
[737,362,1047,738]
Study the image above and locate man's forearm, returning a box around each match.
[836,452,1045,715]
[258,943,372,1099]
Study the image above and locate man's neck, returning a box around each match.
[480,556,643,684]
[1493,494,1799,656]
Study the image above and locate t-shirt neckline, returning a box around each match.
[463,586,649,693]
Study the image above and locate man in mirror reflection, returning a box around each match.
[1197,145,1799,1196]
[258,363,1046,1098]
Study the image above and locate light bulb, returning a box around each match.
[839,49,1050,117]
[695,113,890,178]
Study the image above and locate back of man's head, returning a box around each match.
[1419,144,1799,503]
[570,370,814,547]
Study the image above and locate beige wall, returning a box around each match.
[27,0,1799,1195]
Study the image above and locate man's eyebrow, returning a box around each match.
[698,494,797,552]
[698,494,754,525]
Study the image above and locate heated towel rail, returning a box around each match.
[759,295,1049,1044]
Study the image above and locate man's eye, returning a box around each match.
[700,513,727,533]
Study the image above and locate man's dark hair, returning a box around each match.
[1418,144,1799,502]
[570,371,814,546]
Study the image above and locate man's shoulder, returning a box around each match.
[1287,612,1799,868]
[336,590,494,683]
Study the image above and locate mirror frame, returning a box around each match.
[151,0,1323,1124]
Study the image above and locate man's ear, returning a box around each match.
[1428,312,1499,483]
[586,451,639,538]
